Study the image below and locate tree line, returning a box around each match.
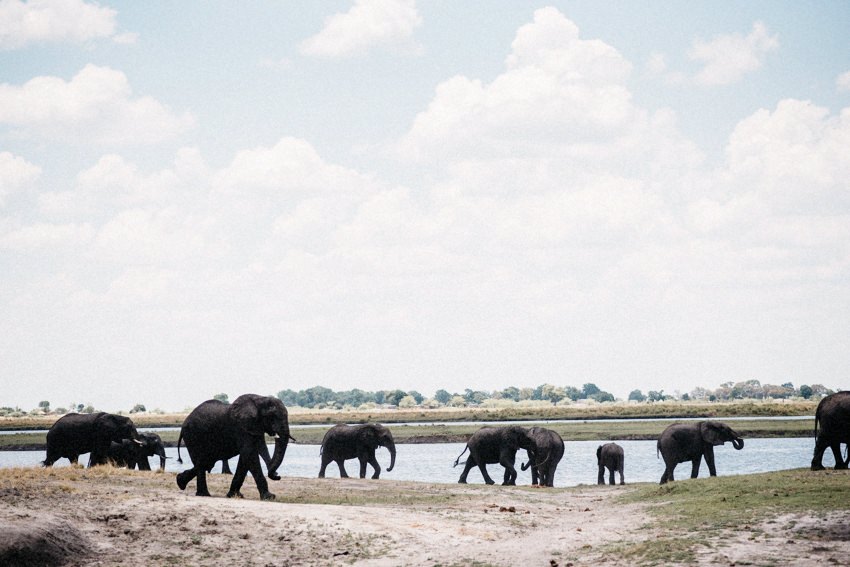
[3,379,837,417]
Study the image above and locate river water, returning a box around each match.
[0,437,836,486]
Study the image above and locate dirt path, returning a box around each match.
[0,467,653,566]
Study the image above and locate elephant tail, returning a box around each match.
[452,445,469,468]
[656,440,661,459]
[176,431,183,464]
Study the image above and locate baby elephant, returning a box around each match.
[597,442,625,485]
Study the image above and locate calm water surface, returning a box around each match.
[0,438,835,486]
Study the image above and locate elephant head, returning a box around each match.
[359,424,396,472]
[229,394,291,477]
[700,421,744,450]
[138,432,168,470]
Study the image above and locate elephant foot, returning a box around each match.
[267,472,281,481]
[457,479,467,484]
[260,491,276,501]
[485,480,495,485]
[811,463,825,471]
[176,472,190,490]
[371,474,380,480]
[195,490,211,497]
[226,490,244,499]
[835,463,849,470]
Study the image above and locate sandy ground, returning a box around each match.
[1,466,848,566]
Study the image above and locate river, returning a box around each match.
[0,437,835,486]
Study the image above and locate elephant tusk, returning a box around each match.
[133,439,145,445]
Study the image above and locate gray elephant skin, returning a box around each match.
[43,412,140,467]
[108,432,167,471]
[454,426,538,485]
[811,390,850,471]
[176,394,291,500]
[657,421,744,484]
[319,423,397,479]
[520,427,564,487]
[597,442,625,485]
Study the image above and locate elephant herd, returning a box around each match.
[40,391,850,499]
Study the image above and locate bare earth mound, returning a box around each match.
[0,514,91,566]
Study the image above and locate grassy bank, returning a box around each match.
[0,399,817,431]
[0,417,815,450]
[612,468,850,564]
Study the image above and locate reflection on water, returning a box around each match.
[0,437,834,487]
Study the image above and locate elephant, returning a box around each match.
[597,442,625,485]
[811,391,850,471]
[520,427,564,487]
[108,432,167,471]
[176,394,291,500]
[454,426,538,485]
[318,423,396,479]
[43,412,141,467]
[657,421,744,484]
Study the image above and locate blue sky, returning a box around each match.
[1,1,849,411]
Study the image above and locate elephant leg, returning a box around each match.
[221,459,233,475]
[691,456,703,478]
[177,467,195,490]
[244,453,274,501]
[618,461,625,485]
[546,463,557,487]
[194,468,212,497]
[457,459,476,484]
[366,452,381,479]
[227,456,250,498]
[337,459,349,478]
[609,466,616,485]
[500,455,517,485]
[704,446,717,477]
[811,436,829,470]
[829,443,847,470]
[660,462,675,484]
[598,465,605,485]
[318,455,331,478]
[358,452,368,479]
[477,462,495,485]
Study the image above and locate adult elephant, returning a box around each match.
[43,412,141,468]
[657,421,744,484]
[109,432,167,471]
[811,391,850,471]
[454,426,538,485]
[318,423,396,479]
[520,427,564,487]
[176,394,291,500]
[597,442,625,485]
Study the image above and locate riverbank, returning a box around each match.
[0,466,847,565]
[0,417,815,451]
[0,399,817,431]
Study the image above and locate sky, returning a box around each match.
[1,1,849,412]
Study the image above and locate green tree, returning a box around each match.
[582,383,601,398]
[564,386,582,401]
[799,384,813,399]
[408,391,425,404]
[434,389,451,405]
[130,404,146,414]
[628,389,646,402]
[38,401,50,413]
[500,387,520,402]
[647,390,665,402]
[213,393,230,404]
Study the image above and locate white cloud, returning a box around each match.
[299,0,421,58]
[0,0,121,49]
[690,21,778,86]
[837,70,850,92]
[398,7,638,163]
[0,64,194,144]
[0,151,40,204]
[1,221,93,251]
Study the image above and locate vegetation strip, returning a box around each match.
[0,417,815,450]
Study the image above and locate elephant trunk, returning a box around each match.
[385,438,396,472]
[732,437,744,450]
[521,461,531,471]
[267,428,290,476]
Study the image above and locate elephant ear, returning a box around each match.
[358,426,379,448]
[700,422,725,446]
[230,396,263,437]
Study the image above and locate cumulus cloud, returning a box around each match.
[299,0,421,58]
[0,0,128,49]
[0,64,194,144]
[690,21,778,86]
[0,151,40,204]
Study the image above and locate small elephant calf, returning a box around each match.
[597,442,624,485]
